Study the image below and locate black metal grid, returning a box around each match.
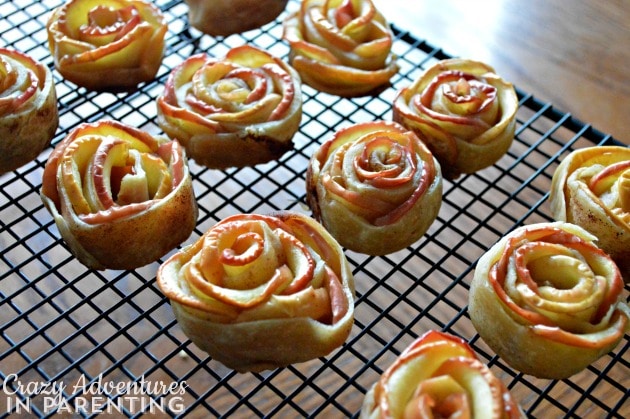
[1,0,628,417]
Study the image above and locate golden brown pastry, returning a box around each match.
[550,145,630,281]
[156,44,302,169]
[361,330,524,419]
[0,48,58,175]
[184,0,288,36]
[306,121,442,255]
[157,211,355,373]
[47,0,167,91]
[283,0,398,97]
[469,222,630,379]
[393,58,518,179]
[41,120,198,270]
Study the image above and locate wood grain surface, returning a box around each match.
[374,0,630,145]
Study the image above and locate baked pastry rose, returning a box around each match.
[156,45,302,169]
[184,0,288,37]
[393,58,518,179]
[41,120,198,270]
[550,146,630,281]
[469,222,630,379]
[361,330,524,419]
[0,48,58,174]
[306,121,442,255]
[47,0,167,90]
[157,212,355,372]
[283,0,398,97]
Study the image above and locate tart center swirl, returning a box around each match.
[0,53,44,116]
[322,128,435,226]
[162,214,353,325]
[181,61,293,123]
[42,121,188,226]
[490,226,626,339]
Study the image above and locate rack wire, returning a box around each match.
[1,0,628,417]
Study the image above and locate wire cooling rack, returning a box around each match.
[1,0,628,417]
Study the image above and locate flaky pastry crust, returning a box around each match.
[469,222,630,379]
[157,45,303,169]
[550,146,630,281]
[361,330,524,419]
[184,0,288,36]
[306,120,442,255]
[41,120,198,270]
[283,0,398,97]
[0,48,58,174]
[47,0,167,91]
[157,211,355,373]
[393,58,518,179]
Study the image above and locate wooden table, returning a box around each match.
[374,0,630,145]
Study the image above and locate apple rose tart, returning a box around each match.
[550,146,630,281]
[393,58,518,179]
[184,0,288,37]
[40,120,198,271]
[156,45,302,169]
[361,330,524,419]
[157,211,355,372]
[0,48,58,174]
[282,0,398,97]
[469,222,630,379]
[46,0,167,91]
[306,121,442,255]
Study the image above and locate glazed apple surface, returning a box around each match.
[157,45,302,169]
[550,146,630,281]
[283,0,398,97]
[361,330,524,419]
[469,221,629,379]
[47,0,167,90]
[393,58,518,179]
[306,120,442,255]
[41,120,198,270]
[157,211,355,372]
